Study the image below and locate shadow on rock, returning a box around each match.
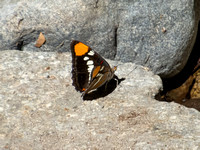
[83,75,125,101]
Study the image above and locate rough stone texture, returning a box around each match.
[0,0,200,78]
[0,50,200,149]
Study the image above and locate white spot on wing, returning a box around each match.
[100,66,104,71]
[84,56,89,61]
[87,60,93,65]
[88,65,94,73]
[88,51,95,56]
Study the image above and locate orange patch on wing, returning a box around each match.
[74,42,89,56]
[92,66,101,78]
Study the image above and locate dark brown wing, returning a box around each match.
[71,40,90,92]
[71,40,113,93]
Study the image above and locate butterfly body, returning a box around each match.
[71,40,117,97]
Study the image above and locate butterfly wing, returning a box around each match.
[71,40,114,95]
[71,40,90,92]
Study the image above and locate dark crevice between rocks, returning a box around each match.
[113,25,118,59]
[16,41,24,51]
[12,29,38,50]
[156,21,200,111]
[114,26,118,48]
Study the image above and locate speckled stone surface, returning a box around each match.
[0,50,200,149]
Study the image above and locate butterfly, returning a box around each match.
[71,40,117,98]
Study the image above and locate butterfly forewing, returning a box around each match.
[71,41,90,92]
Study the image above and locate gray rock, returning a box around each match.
[0,50,200,149]
[0,0,199,78]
